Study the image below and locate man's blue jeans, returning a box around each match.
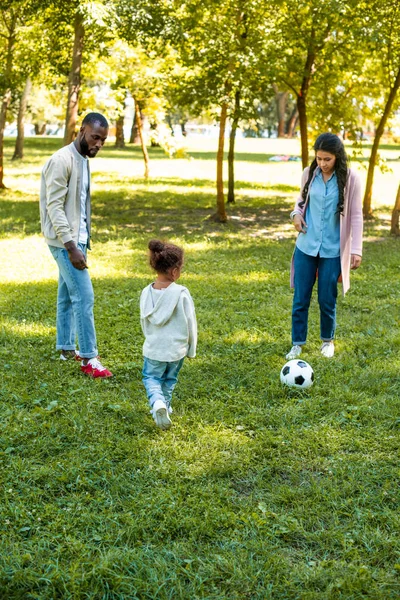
[292,247,341,345]
[142,357,184,409]
[48,244,98,359]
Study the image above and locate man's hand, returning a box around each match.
[293,213,307,233]
[65,242,87,270]
[351,254,362,270]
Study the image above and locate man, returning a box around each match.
[40,112,112,378]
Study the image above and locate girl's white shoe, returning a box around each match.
[152,399,172,430]
[321,341,334,358]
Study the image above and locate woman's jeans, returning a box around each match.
[142,357,184,409]
[292,247,341,345]
[48,244,98,359]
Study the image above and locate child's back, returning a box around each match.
[140,240,197,430]
[140,282,196,362]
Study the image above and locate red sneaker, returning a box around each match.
[81,357,113,378]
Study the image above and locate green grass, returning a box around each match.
[0,137,400,599]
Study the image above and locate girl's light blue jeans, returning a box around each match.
[142,357,184,409]
[292,247,341,345]
[48,243,98,359]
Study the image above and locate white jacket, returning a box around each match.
[140,282,197,362]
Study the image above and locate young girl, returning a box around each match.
[287,133,363,360]
[140,239,197,430]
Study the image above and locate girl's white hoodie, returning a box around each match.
[140,282,197,362]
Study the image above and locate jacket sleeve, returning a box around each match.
[349,171,363,256]
[290,167,310,218]
[43,155,73,245]
[183,291,197,358]
[139,288,147,335]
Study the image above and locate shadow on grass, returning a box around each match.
[0,198,40,238]
[91,187,296,243]
[93,175,299,194]
[0,181,296,241]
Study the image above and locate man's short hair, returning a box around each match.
[82,112,109,129]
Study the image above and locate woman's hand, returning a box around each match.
[293,213,307,233]
[351,254,362,270]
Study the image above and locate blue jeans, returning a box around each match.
[48,244,98,359]
[292,247,341,345]
[142,357,184,409]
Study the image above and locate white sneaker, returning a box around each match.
[321,341,334,358]
[152,399,172,430]
[286,345,302,360]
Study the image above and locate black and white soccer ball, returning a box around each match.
[280,359,314,389]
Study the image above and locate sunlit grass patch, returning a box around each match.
[0,236,57,282]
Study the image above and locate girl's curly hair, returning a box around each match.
[148,239,184,274]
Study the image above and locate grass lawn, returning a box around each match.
[0,136,399,599]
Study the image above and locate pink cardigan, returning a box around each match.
[290,167,363,295]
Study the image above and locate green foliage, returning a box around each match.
[0,137,399,598]
[0,1,41,95]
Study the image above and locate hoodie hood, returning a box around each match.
[140,282,186,326]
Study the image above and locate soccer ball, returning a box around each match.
[280,359,314,389]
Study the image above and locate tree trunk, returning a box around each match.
[363,66,400,217]
[215,102,228,222]
[227,90,241,204]
[115,114,125,148]
[166,113,174,136]
[34,123,47,135]
[390,183,400,235]
[0,90,12,189]
[180,120,187,137]
[297,31,316,169]
[275,90,288,138]
[12,76,32,160]
[64,12,84,145]
[286,105,298,138]
[0,13,16,188]
[297,94,309,168]
[129,118,140,144]
[134,98,149,178]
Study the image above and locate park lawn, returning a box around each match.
[0,137,399,599]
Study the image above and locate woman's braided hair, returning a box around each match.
[299,133,348,214]
[148,239,184,274]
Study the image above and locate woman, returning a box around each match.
[286,133,363,360]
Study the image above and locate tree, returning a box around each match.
[0,0,40,186]
[271,0,361,168]
[134,98,149,177]
[64,11,84,144]
[12,75,31,159]
[361,0,400,217]
[176,1,275,219]
[117,0,275,221]
[108,40,169,176]
[36,0,114,145]
[115,112,125,148]
[0,8,16,187]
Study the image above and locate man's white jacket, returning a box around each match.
[140,282,197,362]
[40,143,90,249]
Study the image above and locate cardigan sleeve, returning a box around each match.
[183,291,197,358]
[290,167,310,219]
[349,171,363,256]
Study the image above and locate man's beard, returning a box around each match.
[81,133,97,157]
